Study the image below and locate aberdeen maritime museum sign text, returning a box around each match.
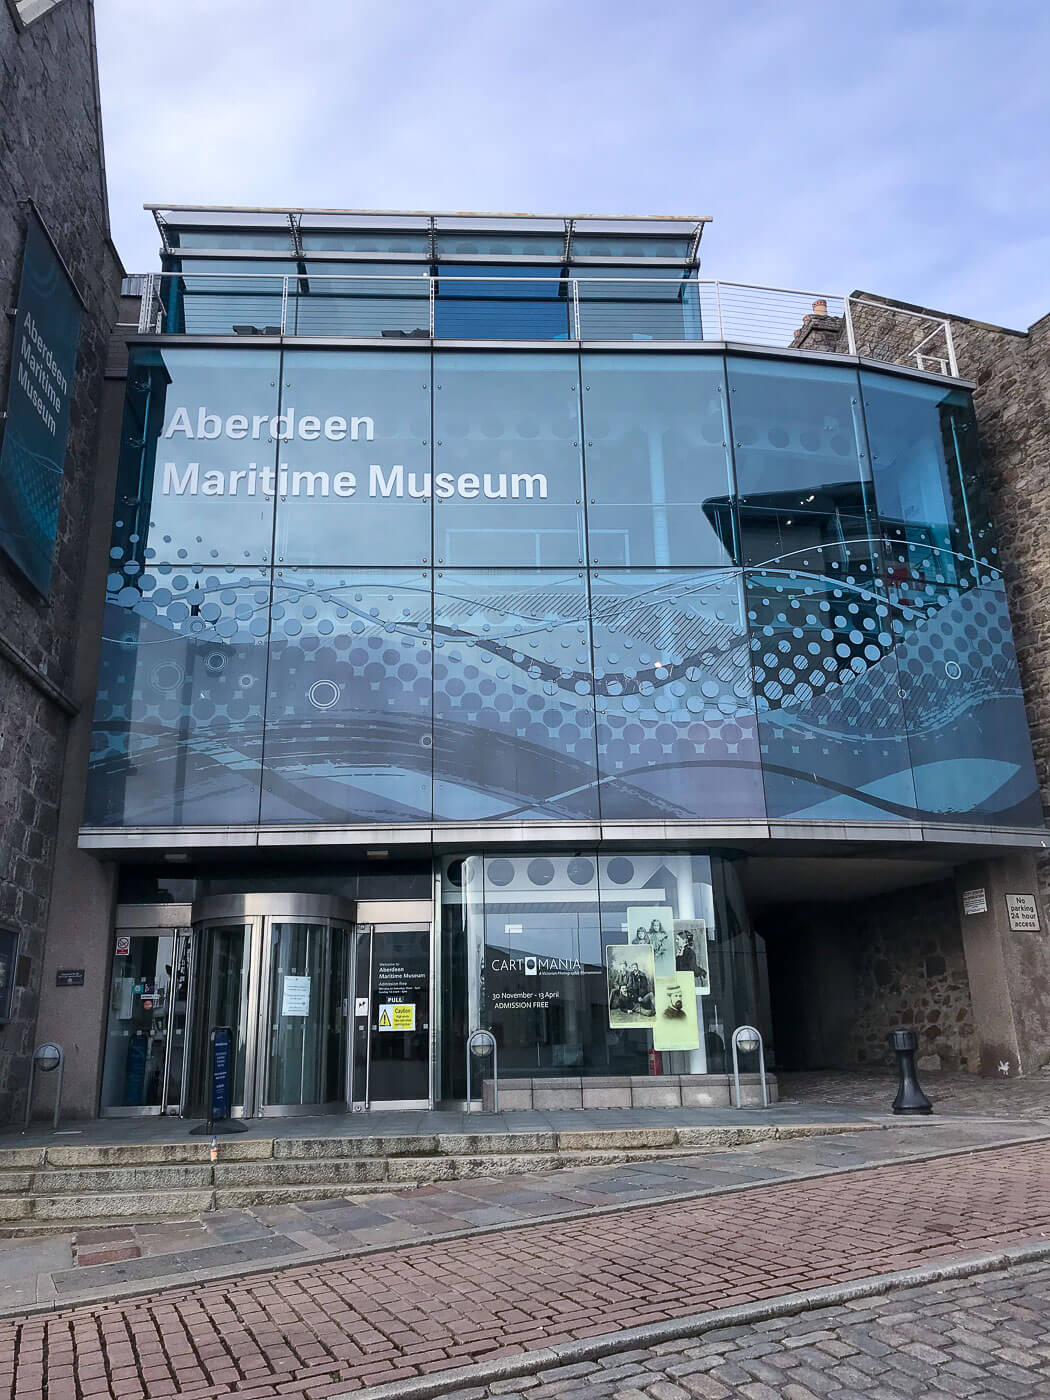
[160,406,549,501]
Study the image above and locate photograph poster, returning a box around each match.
[626,906,676,977]
[606,943,657,1028]
[653,972,701,1052]
[674,918,710,994]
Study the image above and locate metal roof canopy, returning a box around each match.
[146,206,712,263]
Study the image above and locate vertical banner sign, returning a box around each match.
[210,1026,232,1123]
[0,210,82,594]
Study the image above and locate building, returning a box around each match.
[28,203,1050,1120]
[0,0,121,1122]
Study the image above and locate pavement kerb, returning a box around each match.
[2,1124,1048,1321]
[341,1239,1050,1400]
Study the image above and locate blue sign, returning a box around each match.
[0,210,82,594]
[210,1026,232,1122]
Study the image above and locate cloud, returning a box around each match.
[93,0,1050,326]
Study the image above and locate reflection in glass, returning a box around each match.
[892,578,1041,824]
[111,346,280,569]
[576,275,702,343]
[266,923,327,1105]
[862,370,998,590]
[728,356,877,583]
[87,568,270,826]
[432,570,597,821]
[433,353,585,566]
[580,353,733,566]
[100,934,175,1111]
[274,350,430,565]
[433,268,571,340]
[745,571,917,820]
[261,569,432,824]
[591,569,763,819]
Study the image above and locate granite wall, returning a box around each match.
[0,0,121,1120]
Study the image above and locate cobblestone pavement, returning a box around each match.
[779,1067,1050,1119]
[1,1117,1041,1313]
[442,1260,1050,1400]
[4,1140,1050,1399]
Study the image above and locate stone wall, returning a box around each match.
[0,0,121,1120]
[765,877,977,1072]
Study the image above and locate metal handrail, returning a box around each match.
[126,271,961,376]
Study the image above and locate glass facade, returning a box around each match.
[88,344,1041,830]
[440,851,771,1085]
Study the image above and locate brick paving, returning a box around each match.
[448,1260,1050,1399]
[2,1140,1050,1399]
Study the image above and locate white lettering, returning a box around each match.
[162,460,198,494]
[201,470,225,495]
[197,408,222,440]
[511,473,548,499]
[350,415,374,442]
[226,415,248,440]
[371,463,403,497]
[251,414,268,439]
[483,473,507,499]
[299,415,321,441]
[292,470,329,496]
[408,472,430,499]
[333,471,357,497]
[163,407,193,438]
[229,468,248,494]
[435,472,455,500]
[458,472,480,499]
[325,415,347,441]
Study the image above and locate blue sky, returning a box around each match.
[94,0,1049,328]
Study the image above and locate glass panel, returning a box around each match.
[261,569,432,823]
[861,370,998,589]
[173,231,295,251]
[433,352,585,566]
[745,572,917,820]
[164,260,289,334]
[350,926,371,1104]
[274,350,430,565]
[439,858,471,1100]
[265,922,327,1106]
[87,567,269,826]
[580,353,734,565]
[164,935,192,1111]
[480,854,609,1077]
[577,279,701,342]
[571,235,694,259]
[188,923,250,1113]
[301,230,430,254]
[111,346,280,569]
[728,356,878,585]
[598,852,717,1074]
[434,269,571,340]
[100,933,174,1110]
[432,569,597,821]
[590,569,764,819]
[290,265,429,337]
[893,577,1041,824]
[326,925,350,1103]
[368,928,430,1103]
[436,233,564,257]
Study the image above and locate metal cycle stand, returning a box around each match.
[730,1025,769,1109]
[466,1029,498,1113]
[22,1043,64,1132]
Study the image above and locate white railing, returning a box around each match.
[133,272,960,376]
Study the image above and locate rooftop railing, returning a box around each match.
[133,273,959,377]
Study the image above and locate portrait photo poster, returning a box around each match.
[626,906,676,978]
[653,971,701,1052]
[606,943,657,1029]
[673,918,710,994]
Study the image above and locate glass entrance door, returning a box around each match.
[349,924,432,1110]
[101,924,193,1116]
[260,916,350,1114]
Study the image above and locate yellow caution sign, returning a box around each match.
[378,1003,415,1031]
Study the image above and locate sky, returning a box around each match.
[93,0,1050,329]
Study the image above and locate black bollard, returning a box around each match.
[888,1029,933,1115]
